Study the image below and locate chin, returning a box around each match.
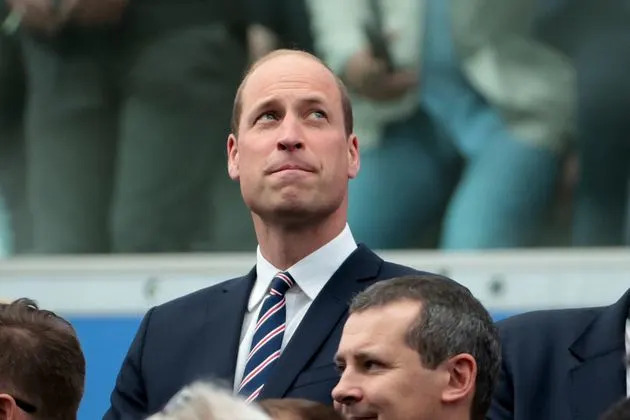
[253,199,335,227]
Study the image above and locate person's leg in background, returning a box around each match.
[571,28,630,246]
[113,11,251,252]
[442,122,561,248]
[420,0,562,249]
[348,110,460,249]
[0,29,28,255]
[21,31,118,253]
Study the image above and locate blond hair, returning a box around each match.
[146,382,270,420]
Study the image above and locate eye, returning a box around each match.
[256,111,279,123]
[309,109,327,120]
[334,363,346,374]
[362,360,383,372]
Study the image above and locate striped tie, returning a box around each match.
[238,271,295,402]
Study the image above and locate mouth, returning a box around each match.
[269,163,315,174]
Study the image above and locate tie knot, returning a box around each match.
[269,272,295,296]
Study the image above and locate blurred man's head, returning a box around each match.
[333,275,500,420]
[260,398,344,420]
[0,298,85,420]
[227,49,359,229]
[147,382,270,420]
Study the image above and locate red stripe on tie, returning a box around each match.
[238,350,281,391]
[254,298,285,331]
[276,272,294,288]
[246,324,286,365]
[245,384,264,403]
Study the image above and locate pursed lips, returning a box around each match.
[267,163,316,174]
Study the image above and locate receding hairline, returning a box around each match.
[231,49,353,136]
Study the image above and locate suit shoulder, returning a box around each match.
[497,306,602,349]
[379,260,431,277]
[499,306,602,331]
[151,276,245,315]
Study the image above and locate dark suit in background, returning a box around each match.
[536,0,630,246]
[489,289,630,420]
[104,245,422,419]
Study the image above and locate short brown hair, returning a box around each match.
[0,298,86,420]
[230,49,353,137]
[350,275,500,420]
[259,398,344,420]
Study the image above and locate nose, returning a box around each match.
[332,371,363,406]
[277,114,304,152]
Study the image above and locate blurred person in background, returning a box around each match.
[0,1,29,256]
[246,0,314,61]
[259,398,344,420]
[4,0,250,254]
[0,298,85,420]
[489,287,630,420]
[307,0,575,250]
[332,275,500,420]
[146,382,270,420]
[536,0,630,247]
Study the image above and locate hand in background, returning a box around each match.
[6,0,64,34]
[343,48,418,101]
[62,0,128,26]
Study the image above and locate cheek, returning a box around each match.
[333,401,343,412]
[375,372,430,408]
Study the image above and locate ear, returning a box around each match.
[347,133,360,179]
[440,353,477,405]
[227,133,240,181]
[0,394,17,420]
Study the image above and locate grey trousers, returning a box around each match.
[0,29,30,254]
[22,22,254,253]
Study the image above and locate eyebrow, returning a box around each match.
[334,349,382,365]
[247,94,330,122]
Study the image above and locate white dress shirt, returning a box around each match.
[626,318,629,397]
[233,224,357,390]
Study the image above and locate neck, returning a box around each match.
[252,210,347,270]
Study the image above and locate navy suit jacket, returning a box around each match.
[104,245,424,419]
[488,289,630,420]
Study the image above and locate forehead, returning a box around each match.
[240,54,341,111]
[339,301,421,353]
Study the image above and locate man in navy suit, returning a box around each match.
[488,288,630,420]
[104,49,426,419]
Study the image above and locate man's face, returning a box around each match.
[332,301,449,420]
[227,53,359,224]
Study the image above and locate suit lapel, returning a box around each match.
[569,290,630,420]
[197,268,256,385]
[260,245,383,399]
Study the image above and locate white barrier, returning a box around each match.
[0,248,629,314]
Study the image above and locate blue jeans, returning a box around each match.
[349,111,460,249]
[349,0,561,249]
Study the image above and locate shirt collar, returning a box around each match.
[249,224,357,311]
